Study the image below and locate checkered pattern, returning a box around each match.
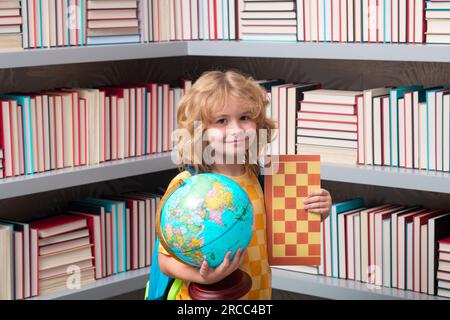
[265,155,321,266]
[160,169,272,300]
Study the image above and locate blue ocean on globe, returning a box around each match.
[158,173,253,268]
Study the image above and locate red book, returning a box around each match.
[31,215,87,239]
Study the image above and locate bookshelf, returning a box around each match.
[0,152,176,200]
[2,41,450,70]
[28,267,151,300]
[271,268,446,300]
[27,267,444,300]
[1,159,447,201]
[1,40,449,301]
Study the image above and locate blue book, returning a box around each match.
[329,198,365,278]
[389,86,423,167]
[0,95,34,175]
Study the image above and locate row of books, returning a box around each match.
[295,0,426,43]
[0,80,192,178]
[0,192,161,300]
[0,0,22,50]
[425,0,450,44]
[274,198,450,298]
[437,237,450,298]
[287,85,450,173]
[147,0,237,42]
[296,88,360,165]
[357,86,450,172]
[3,1,450,50]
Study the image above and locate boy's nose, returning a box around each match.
[227,119,242,131]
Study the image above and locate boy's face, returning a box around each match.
[206,96,257,165]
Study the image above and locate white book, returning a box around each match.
[228,0,236,40]
[118,97,125,159]
[406,221,413,290]
[182,0,191,40]
[397,210,422,289]
[384,0,392,43]
[398,98,406,167]
[382,96,391,165]
[149,198,156,265]
[377,0,384,43]
[311,0,318,41]
[436,91,445,171]
[201,0,210,39]
[126,208,131,271]
[129,89,136,157]
[191,0,199,40]
[368,0,377,42]
[364,88,391,165]
[373,96,383,165]
[341,0,348,42]
[419,102,427,170]
[304,0,311,41]
[279,86,288,155]
[168,0,175,40]
[420,224,428,293]
[152,86,158,153]
[14,231,24,300]
[346,212,358,280]
[244,1,295,11]
[140,0,149,42]
[362,0,369,42]
[444,94,450,172]
[382,217,392,287]
[354,213,361,281]
[297,0,304,41]
[42,0,50,47]
[392,0,399,42]
[412,92,420,169]
[427,90,437,170]
[30,98,38,172]
[318,0,325,41]
[414,0,424,43]
[357,96,365,164]
[398,0,406,43]
[407,0,414,43]
[135,200,144,268]
[332,0,340,42]
[360,205,391,283]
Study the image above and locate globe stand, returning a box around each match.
[188,269,252,300]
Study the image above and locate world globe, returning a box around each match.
[157,173,253,269]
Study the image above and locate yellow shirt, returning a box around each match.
[159,168,272,300]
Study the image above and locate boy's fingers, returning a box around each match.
[220,251,231,269]
[304,201,329,209]
[308,189,325,197]
[199,260,209,276]
[303,196,327,205]
[231,248,242,266]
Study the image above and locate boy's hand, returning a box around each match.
[303,188,332,221]
[198,248,246,285]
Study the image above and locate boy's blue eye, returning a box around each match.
[216,118,227,124]
[241,115,251,121]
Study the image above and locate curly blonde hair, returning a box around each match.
[175,69,276,176]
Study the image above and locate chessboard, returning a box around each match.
[264,155,321,266]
